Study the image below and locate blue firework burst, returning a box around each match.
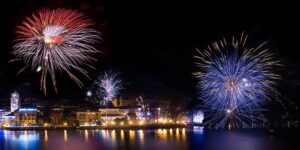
[194,33,281,128]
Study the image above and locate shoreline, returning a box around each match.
[0,124,189,131]
[1,126,299,131]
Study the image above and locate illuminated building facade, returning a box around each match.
[0,109,10,125]
[50,107,64,125]
[15,107,38,125]
[1,95,38,127]
[76,109,102,125]
[76,108,126,125]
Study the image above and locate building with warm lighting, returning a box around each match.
[50,107,64,125]
[76,109,102,125]
[76,107,129,125]
[0,91,38,127]
[0,109,10,126]
[2,113,16,126]
[2,105,38,126]
[111,96,136,107]
[98,108,126,120]
[15,107,38,125]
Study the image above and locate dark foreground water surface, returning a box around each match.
[0,127,299,150]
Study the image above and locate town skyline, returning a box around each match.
[1,1,300,150]
[0,1,299,108]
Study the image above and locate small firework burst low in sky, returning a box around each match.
[194,33,281,128]
[11,8,101,95]
[93,71,122,106]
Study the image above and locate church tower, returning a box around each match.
[10,91,21,112]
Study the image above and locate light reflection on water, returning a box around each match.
[84,129,89,143]
[44,130,48,142]
[63,130,67,142]
[0,128,297,150]
[0,130,40,150]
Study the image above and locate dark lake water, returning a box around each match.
[0,127,299,150]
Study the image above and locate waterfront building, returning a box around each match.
[2,105,38,126]
[76,107,129,125]
[14,106,38,125]
[50,107,64,125]
[76,109,102,125]
[0,92,38,127]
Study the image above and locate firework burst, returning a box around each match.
[12,8,101,95]
[194,33,281,128]
[90,71,122,122]
[93,71,122,106]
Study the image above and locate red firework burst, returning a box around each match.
[12,8,101,95]
[16,8,93,41]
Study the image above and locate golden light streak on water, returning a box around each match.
[84,130,89,142]
[120,130,125,145]
[111,130,116,145]
[129,130,135,140]
[138,130,144,145]
[182,128,186,140]
[157,129,167,140]
[64,130,68,142]
[176,128,180,140]
[44,130,48,142]
[169,129,173,136]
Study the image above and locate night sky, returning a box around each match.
[0,1,299,106]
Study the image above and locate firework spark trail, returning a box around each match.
[194,33,281,128]
[12,8,101,95]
